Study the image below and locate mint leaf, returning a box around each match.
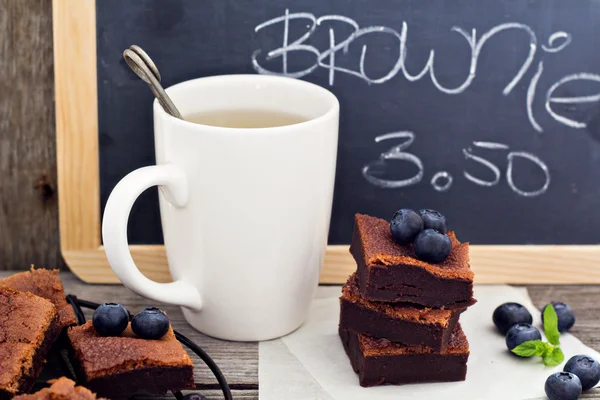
[540,341,555,355]
[511,340,546,357]
[542,346,564,367]
[544,304,561,346]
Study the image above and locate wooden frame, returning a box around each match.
[54,0,600,284]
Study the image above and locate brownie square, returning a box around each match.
[340,273,463,352]
[350,214,475,308]
[13,377,105,400]
[339,324,469,387]
[0,287,61,399]
[0,267,77,329]
[68,321,195,398]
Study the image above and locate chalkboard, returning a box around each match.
[97,0,600,246]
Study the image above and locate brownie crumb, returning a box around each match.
[14,377,105,400]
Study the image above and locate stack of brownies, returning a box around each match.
[339,213,476,387]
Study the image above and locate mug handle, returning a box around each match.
[102,164,203,311]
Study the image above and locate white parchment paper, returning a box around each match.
[259,285,600,399]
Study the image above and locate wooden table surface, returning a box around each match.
[6,271,599,400]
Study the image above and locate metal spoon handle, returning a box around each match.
[123,45,183,119]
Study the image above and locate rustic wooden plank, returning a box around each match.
[527,286,600,399]
[133,390,259,400]
[3,270,600,399]
[0,0,62,270]
[55,278,599,399]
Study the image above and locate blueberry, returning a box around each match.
[505,323,542,354]
[492,302,533,335]
[131,307,170,340]
[413,229,452,263]
[564,355,600,391]
[183,394,208,400]
[542,302,575,333]
[545,372,582,400]
[92,303,129,336]
[390,209,423,245]
[418,209,447,233]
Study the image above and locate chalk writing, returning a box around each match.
[361,131,423,189]
[431,171,453,192]
[253,10,600,133]
[362,135,549,197]
[464,141,550,197]
[463,146,502,187]
[507,151,550,197]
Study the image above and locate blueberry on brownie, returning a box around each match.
[92,303,129,337]
[131,307,170,340]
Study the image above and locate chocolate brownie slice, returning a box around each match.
[14,377,105,400]
[340,273,463,351]
[0,287,61,399]
[340,324,469,387]
[351,214,475,308]
[68,321,195,398]
[0,268,77,329]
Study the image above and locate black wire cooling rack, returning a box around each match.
[61,295,232,400]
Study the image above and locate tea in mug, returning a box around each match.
[185,109,307,128]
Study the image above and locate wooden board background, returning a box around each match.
[0,0,63,271]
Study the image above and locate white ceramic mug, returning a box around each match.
[101,75,339,341]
